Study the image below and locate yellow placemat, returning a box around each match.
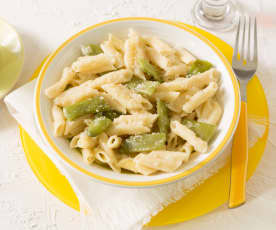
[19,23,269,227]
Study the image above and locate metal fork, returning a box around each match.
[229,16,258,208]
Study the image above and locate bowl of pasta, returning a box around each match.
[34,18,240,187]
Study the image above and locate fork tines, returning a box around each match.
[233,16,257,65]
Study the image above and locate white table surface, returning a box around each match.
[1,0,276,229]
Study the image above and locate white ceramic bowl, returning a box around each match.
[34,18,240,188]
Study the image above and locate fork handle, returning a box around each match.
[229,101,248,208]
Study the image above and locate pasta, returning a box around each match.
[54,81,99,107]
[108,34,124,52]
[51,104,66,137]
[146,46,169,69]
[45,67,75,99]
[64,115,91,136]
[81,148,96,165]
[72,53,115,74]
[182,82,218,113]
[144,36,176,58]
[158,68,219,92]
[100,92,127,114]
[177,47,197,64]
[46,29,223,175]
[100,40,124,68]
[107,114,158,136]
[196,98,222,125]
[118,157,157,175]
[167,132,178,150]
[102,83,152,114]
[107,135,122,149]
[71,73,97,86]
[89,69,132,89]
[135,151,190,173]
[77,130,98,148]
[153,90,180,103]
[170,120,208,153]
[124,37,136,71]
[98,133,120,172]
[164,63,188,80]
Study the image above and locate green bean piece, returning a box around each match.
[94,110,121,120]
[138,58,163,82]
[81,44,103,56]
[182,119,216,142]
[187,60,213,76]
[120,133,166,153]
[87,116,112,137]
[63,96,111,121]
[157,99,169,135]
[126,77,160,96]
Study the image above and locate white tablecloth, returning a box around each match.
[0,0,275,229]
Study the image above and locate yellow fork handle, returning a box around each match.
[229,101,248,208]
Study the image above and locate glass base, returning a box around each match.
[192,0,240,31]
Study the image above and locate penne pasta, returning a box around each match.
[153,90,180,104]
[177,47,197,64]
[118,157,156,175]
[196,98,222,125]
[45,67,75,99]
[182,82,218,113]
[124,38,136,71]
[164,63,188,80]
[107,114,158,136]
[72,53,115,74]
[107,135,122,149]
[71,72,97,86]
[158,68,219,92]
[54,81,99,107]
[135,151,190,173]
[81,148,96,165]
[170,120,208,153]
[144,36,175,57]
[98,133,121,172]
[90,69,132,89]
[108,33,124,52]
[102,83,152,114]
[51,105,66,137]
[100,40,124,68]
[77,130,98,149]
[64,115,91,137]
[145,46,169,70]
[46,29,223,175]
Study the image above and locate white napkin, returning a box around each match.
[4,79,232,230]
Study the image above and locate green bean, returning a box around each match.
[87,116,112,137]
[81,44,103,56]
[63,96,111,121]
[187,60,213,76]
[182,119,216,142]
[126,77,160,96]
[94,110,121,120]
[157,99,169,135]
[120,133,166,153]
[138,58,163,82]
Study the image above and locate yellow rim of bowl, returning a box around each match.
[35,17,240,187]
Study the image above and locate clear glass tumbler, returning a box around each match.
[192,0,240,31]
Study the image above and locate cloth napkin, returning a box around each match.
[3,79,243,230]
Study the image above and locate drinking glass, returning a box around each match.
[192,0,240,31]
